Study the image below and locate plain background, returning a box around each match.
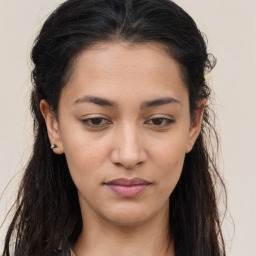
[0,0,255,255]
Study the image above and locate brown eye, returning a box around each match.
[147,118,175,127]
[81,118,110,127]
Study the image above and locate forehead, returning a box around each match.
[60,41,188,106]
[69,41,183,83]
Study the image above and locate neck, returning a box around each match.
[74,200,174,256]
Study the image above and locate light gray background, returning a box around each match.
[0,1,256,255]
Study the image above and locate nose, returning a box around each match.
[110,122,147,170]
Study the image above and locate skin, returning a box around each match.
[40,41,205,256]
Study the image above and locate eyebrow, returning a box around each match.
[73,95,181,109]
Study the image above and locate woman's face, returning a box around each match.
[41,41,203,226]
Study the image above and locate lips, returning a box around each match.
[104,177,151,197]
[105,177,151,186]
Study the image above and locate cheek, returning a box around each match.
[61,130,109,188]
[152,133,187,191]
[161,151,185,186]
[157,154,185,200]
[61,120,107,163]
[154,133,187,167]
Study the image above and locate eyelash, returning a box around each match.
[81,117,175,128]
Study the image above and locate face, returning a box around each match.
[41,41,204,227]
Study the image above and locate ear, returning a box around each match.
[186,98,206,153]
[40,99,64,154]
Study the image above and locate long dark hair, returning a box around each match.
[3,0,226,255]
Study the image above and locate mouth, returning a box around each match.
[104,177,151,197]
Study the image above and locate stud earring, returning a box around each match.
[50,144,57,149]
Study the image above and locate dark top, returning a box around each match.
[53,248,72,256]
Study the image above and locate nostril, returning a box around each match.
[109,133,147,169]
[113,160,144,170]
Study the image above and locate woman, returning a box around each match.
[3,0,226,255]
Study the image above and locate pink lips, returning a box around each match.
[104,177,151,197]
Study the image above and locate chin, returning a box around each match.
[102,203,156,227]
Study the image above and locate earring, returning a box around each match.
[50,144,57,149]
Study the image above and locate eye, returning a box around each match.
[81,117,111,128]
[146,117,175,127]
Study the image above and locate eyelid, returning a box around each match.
[145,117,175,127]
[80,115,175,129]
[81,116,111,128]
